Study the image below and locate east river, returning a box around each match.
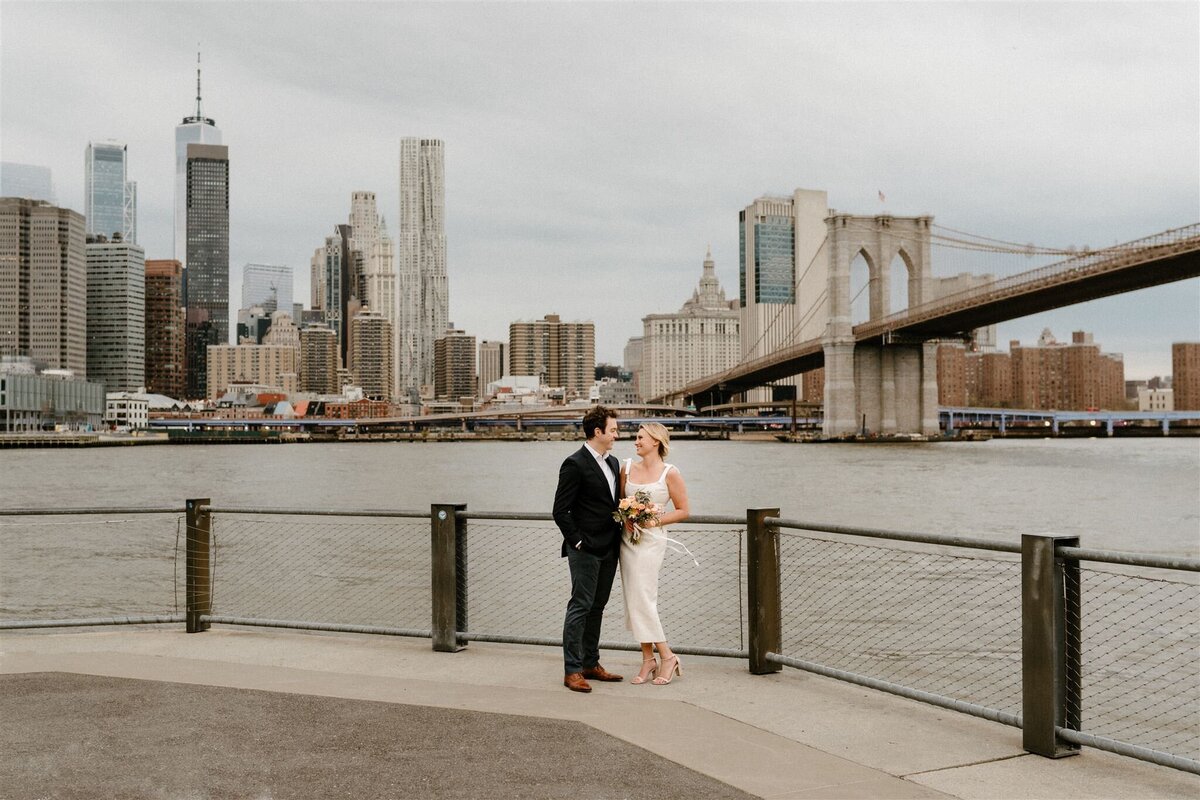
[1,437,1197,554]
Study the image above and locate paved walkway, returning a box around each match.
[2,628,1196,799]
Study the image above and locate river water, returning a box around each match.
[2,437,1197,554]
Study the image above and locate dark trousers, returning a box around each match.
[563,546,618,674]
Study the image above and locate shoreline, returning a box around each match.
[2,426,1198,447]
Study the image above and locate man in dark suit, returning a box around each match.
[553,405,625,693]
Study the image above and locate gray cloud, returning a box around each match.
[2,1,1196,378]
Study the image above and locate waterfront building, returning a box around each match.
[299,326,339,394]
[84,141,136,243]
[85,234,145,393]
[1138,387,1174,412]
[0,162,55,203]
[0,356,104,431]
[241,264,292,314]
[965,351,1013,408]
[206,341,299,401]
[350,311,393,401]
[936,345,967,406]
[801,368,825,404]
[1009,330,1124,410]
[104,392,149,430]
[508,314,595,399]
[397,138,447,402]
[738,190,829,398]
[174,52,222,269]
[0,198,87,376]
[144,259,186,399]
[477,340,507,398]
[639,248,739,401]
[183,142,229,400]
[1172,342,1200,410]
[434,328,476,400]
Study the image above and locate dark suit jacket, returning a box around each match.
[553,445,621,558]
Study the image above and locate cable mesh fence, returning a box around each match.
[462,520,746,651]
[1067,564,1200,762]
[206,514,429,630]
[0,513,183,622]
[778,530,1022,718]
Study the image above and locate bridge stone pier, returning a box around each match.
[823,214,940,438]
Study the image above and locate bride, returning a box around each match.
[618,422,690,685]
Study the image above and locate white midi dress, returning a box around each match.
[619,460,675,643]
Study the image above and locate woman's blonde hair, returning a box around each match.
[640,422,670,458]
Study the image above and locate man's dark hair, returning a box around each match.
[582,405,617,440]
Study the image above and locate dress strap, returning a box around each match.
[657,463,673,483]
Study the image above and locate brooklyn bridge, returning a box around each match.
[650,218,1200,437]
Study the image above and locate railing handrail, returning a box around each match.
[769,516,1021,553]
[204,506,428,518]
[1057,546,1200,573]
[460,510,746,526]
[0,506,186,516]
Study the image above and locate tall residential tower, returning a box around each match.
[398,138,447,403]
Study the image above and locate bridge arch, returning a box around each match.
[824,214,938,438]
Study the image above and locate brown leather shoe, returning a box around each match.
[564,673,592,693]
[582,664,624,682]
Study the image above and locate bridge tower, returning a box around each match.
[822,214,939,438]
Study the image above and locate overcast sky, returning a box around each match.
[2,1,1197,379]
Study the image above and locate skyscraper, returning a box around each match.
[300,326,339,394]
[84,141,137,243]
[0,199,87,375]
[477,339,507,396]
[144,259,186,399]
[639,248,740,401]
[434,328,476,400]
[241,264,293,314]
[351,312,393,401]
[738,190,829,397]
[398,138,447,402]
[183,142,230,399]
[174,52,222,269]
[508,314,595,398]
[313,225,358,367]
[86,234,145,392]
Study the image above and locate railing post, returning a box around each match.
[185,498,212,633]
[747,507,782,675]
[431,503,467,652]
[1021,534,1081,758]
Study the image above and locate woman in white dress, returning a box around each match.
[618,422,690,685]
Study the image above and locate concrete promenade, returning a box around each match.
[2,627,1196,799]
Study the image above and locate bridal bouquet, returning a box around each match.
[613,489,663,545]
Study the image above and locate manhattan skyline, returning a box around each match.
[1,2,1196,379]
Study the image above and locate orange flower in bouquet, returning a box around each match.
[613,489,663,544]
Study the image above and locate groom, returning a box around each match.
[553,405,625,693]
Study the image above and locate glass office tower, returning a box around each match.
[85,141,135,242]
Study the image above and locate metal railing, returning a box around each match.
[1,501,1195,775]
